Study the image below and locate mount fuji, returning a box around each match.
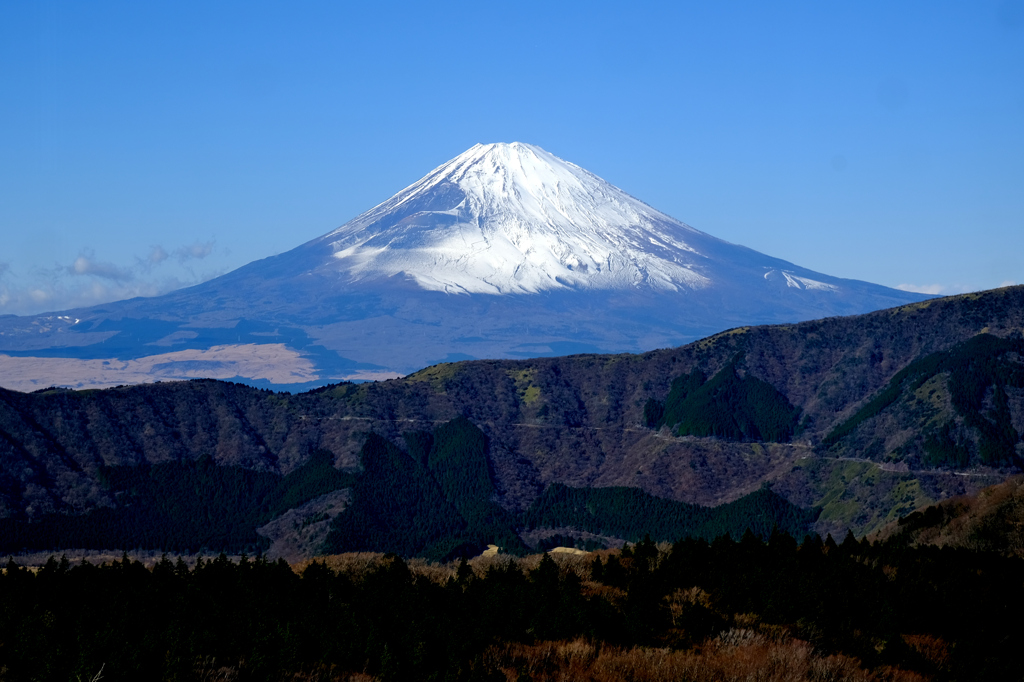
[0,142,928,391]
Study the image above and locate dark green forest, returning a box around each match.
[644,361,801,442]
[0,450,354,555]
[2,532,1019,681]
[523,484,818,543]
[323,417,527,561]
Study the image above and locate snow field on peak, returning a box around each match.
[322,143,714,295]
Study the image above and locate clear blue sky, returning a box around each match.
[2,1,1022,315]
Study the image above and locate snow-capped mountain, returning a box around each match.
[302,142,848,300]
[0,143,930,391]
[319,142,714,294]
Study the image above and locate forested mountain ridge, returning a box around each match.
[1,286,1022,549]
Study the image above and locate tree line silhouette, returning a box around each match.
[2,531,1020,681]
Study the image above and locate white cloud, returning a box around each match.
[148,246,169,265]
[895,282,1012,296]
[29,288,51,303]
[175,241,215,262]
[68,253,135,282]
[896,283,944,295]
[0,239,222,316]
[0,275,215,315]
[0,263,10,307]
[999,280,1017,288]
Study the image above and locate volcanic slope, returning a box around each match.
[0,142,927,391]
[1,286,1022,558]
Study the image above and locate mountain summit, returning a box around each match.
[311,142,842,298]
[0,143,929,391]
[319,142,714,294]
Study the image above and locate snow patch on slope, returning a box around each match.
[786,273,838,292]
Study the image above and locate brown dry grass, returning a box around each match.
[293,553,389,581]
[296,552,481,584]
[512,551,597,579]
[901,634,951,672]
[482,634,929,682]
[296,551,606,584]
[190,658,373,681]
